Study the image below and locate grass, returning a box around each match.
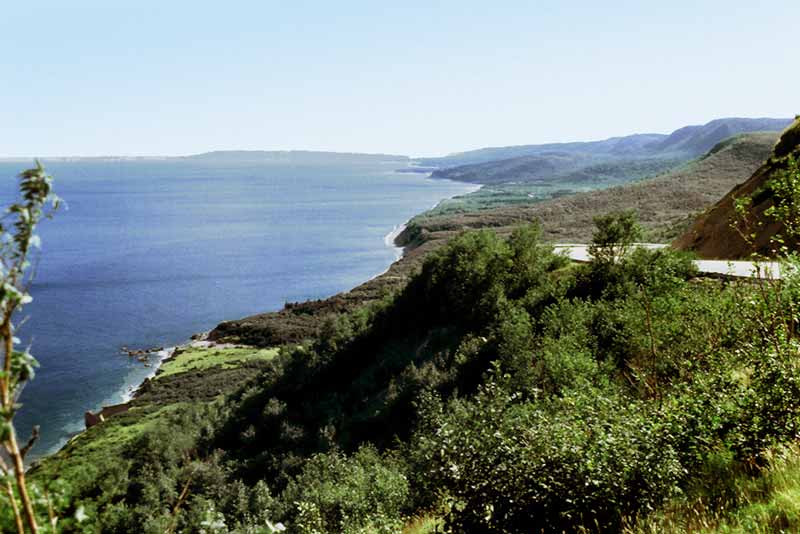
[402,515,444,534]
[157,346,279,378]
[627,443,800,533]
[711,446,800,534]
[419,183,591,218]
[29,403,186,482]
[418,157,693,221]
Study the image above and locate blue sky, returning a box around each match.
[1,1,797,157]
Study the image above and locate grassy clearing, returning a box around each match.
[157,346,278,378]
[30,403,186,482]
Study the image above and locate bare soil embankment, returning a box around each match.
[674,119,800,259]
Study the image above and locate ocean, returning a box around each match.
[0,158,477,459]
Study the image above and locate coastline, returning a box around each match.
[120,346,175,402]
[133,211,411,395]
[383,223,406,262]
[130,211,412,395]
[119,335,242,401]
[61,174,477,455]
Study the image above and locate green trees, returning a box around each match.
[409,223,567,330]
[403,215,800,532]
[0,162,60,534]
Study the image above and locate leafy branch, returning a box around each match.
[0,162,60,534]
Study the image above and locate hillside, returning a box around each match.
[646,117,792,157]
[427,118,790,189]
[430,153,684,186]
[418,133,666,167]
[673,118,800,258]
[401,131,779,247]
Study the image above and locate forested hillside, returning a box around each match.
[22,222,800,532]
[419,117,791,169]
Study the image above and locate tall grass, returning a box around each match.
[626,443,800,533]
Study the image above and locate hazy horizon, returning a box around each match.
[0,115,793,161]
[2,1,798,158]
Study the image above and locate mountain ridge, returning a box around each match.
[427,117,792,185]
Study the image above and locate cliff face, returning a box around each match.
[673,118,800,259]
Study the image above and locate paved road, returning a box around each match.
[553,244,784,280]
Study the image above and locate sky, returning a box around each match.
[1,1,798,157]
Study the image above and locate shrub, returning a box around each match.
[491,304,537,395]
[278,445,410,533]
[413,382,684,533]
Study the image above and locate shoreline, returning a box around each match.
[66,175,476,448]
[119,345,177,403]
[137,211,412,385]
[383,223,406,262]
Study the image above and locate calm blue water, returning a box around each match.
[0,159,476,458]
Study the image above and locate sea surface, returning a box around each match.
[0,158,477,459]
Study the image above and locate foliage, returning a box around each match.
[764,155,800,253]
[0,162,60,534]
[278,445,409,533]
[412,383,684,533]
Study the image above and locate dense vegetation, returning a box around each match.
[17,210,800,532]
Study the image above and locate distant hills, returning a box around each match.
[0,151,411,165]
[5,118,790,174]
[423,117,792,185]
[423,117,792,167]
[428,153,683,186]
[183,150,409,165]
[397,131,781,247]
[418,133,665,168]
